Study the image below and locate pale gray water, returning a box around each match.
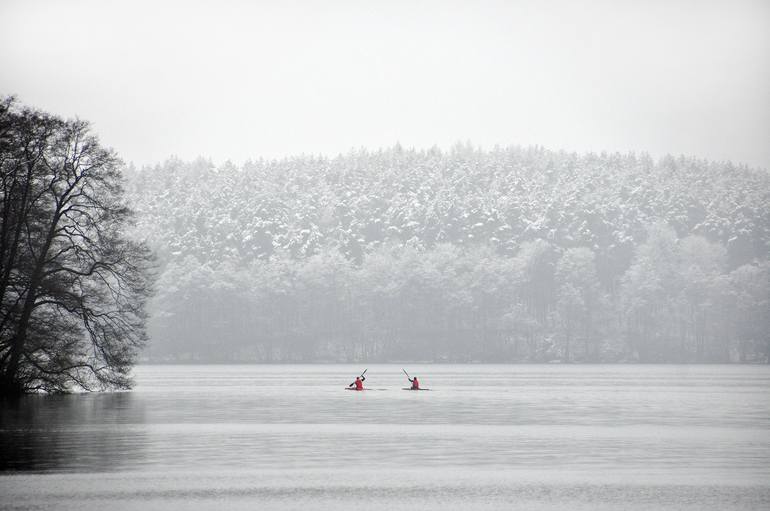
[1,364,769,510]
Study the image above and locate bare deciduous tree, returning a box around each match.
[0,97,152,395]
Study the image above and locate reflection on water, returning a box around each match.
[1,365,769,510]
[1,392,147,472]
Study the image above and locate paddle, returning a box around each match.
[348,368,367,387]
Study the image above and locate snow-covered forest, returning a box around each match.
[127,144,770,363]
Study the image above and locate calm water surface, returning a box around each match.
[1,364,769,510]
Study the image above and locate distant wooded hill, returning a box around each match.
[127,144,770,363]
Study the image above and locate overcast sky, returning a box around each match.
[1,0,768,169]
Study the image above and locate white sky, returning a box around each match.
[1,0,768,169]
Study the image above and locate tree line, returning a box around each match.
[146,234,768,363]
[0,98,151,395]
[129,148,769,363]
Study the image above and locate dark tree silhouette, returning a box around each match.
[0,97,152,395]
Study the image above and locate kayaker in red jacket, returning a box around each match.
[351,375,365,390]
[408,376,419,390]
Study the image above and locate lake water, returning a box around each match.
[1,364,769,510]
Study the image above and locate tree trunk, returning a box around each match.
[3,200,60,391]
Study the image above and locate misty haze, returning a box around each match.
[1,1,769,510]
[128,148,768,365]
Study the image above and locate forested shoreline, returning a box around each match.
[127,145,769,363]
